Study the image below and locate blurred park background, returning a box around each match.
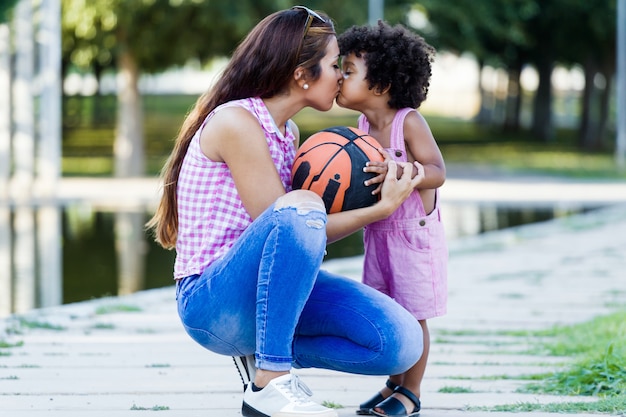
[1,0,625,316]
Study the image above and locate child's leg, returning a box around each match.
[372,320,429,415]
[401,319,429,397]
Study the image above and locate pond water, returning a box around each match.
[2,203,599,315]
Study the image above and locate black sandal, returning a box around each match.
[356,379,398,415]
[370,386,421,417]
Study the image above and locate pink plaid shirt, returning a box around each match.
[174,97,296,279]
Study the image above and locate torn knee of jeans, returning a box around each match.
[275,194,325,213]
[274,196,326,228]
[305,217,325,229]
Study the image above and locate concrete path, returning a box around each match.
[1,204,626,416]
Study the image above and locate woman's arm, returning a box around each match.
[200,107,287,220]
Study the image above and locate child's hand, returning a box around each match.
[363,148,390,195]
[411,160,425,186]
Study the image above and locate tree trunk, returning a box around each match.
[0,21,11,317]
[113,45,145,294]
[504,63,522,132]
[114,46,144,177]
[474,60,492,125]
[595,68,612,150]
[578,58,596,149]
[12,0,36,314]
[531,58,554,142]
[36,0,62,309]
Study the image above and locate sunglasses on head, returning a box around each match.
[291,6,330,62]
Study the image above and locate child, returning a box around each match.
[337,21,448,417]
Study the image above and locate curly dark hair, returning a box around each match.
[338,21,435,109]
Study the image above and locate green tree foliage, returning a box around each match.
[60,0,417,177]
[61,0,417,79]
[0,0,19,24]
[61,0,265,78]
[61,0,277,177]
[415,0,617,149]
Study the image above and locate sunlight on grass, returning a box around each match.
[466,310,626,414]
[62,97,625,179]
[438,386,476,393]
[474,395,626,414]
[518,311,626,398]
[533,311,626,357]
[441,143,624,178]
[95,304,142,315]
[63,157,112,176]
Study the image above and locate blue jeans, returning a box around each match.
[176,198,423,375]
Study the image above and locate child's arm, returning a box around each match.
[403,110,446,190]
[363,111,445,194]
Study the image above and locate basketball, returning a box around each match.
[291,126,384,214]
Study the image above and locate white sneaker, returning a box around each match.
[242,373,338,417]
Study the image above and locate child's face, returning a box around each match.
[336,52,371,111]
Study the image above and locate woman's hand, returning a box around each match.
[364,149,426,195]
[325,154,424,243]
[377,160,424,216]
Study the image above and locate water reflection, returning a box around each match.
[61,206,175,305]
[1,203,598,316]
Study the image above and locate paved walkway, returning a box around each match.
[1,203,625,416]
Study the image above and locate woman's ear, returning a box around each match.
[294,67,308,89]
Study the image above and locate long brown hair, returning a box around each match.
[147,8,335,249]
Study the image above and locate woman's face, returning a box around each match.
[306,37,343,111]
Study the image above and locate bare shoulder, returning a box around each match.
[403,110,434,139]
[402,109,443,169]
[200,106,264,161]
[204,106,263,137]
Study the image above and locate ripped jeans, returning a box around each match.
[176,194,423,375]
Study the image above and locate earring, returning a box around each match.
[303,84,309,90]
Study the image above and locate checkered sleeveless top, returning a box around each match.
[174,97,296,279]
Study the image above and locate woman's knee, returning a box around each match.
[275,190,325,215]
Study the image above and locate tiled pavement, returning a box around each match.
[1,204,625,416]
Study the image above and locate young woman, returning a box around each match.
[147,7,424,417]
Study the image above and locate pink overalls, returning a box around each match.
[359,108,448,320]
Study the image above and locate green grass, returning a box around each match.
[519,311,626,398]
[522,344,625,397]
[14,319,66,331]
[61,95,626,179]
[531,311,626,357]
[438,311,626,413]
[438,386,476,393]
[130,404,170,411]
[474,395,626,414]
[95,304,142,315]
[91,323,115,330]
[321,401,344,409]
[0,340,24,348]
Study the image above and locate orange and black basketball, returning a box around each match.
[291,126,384,214]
